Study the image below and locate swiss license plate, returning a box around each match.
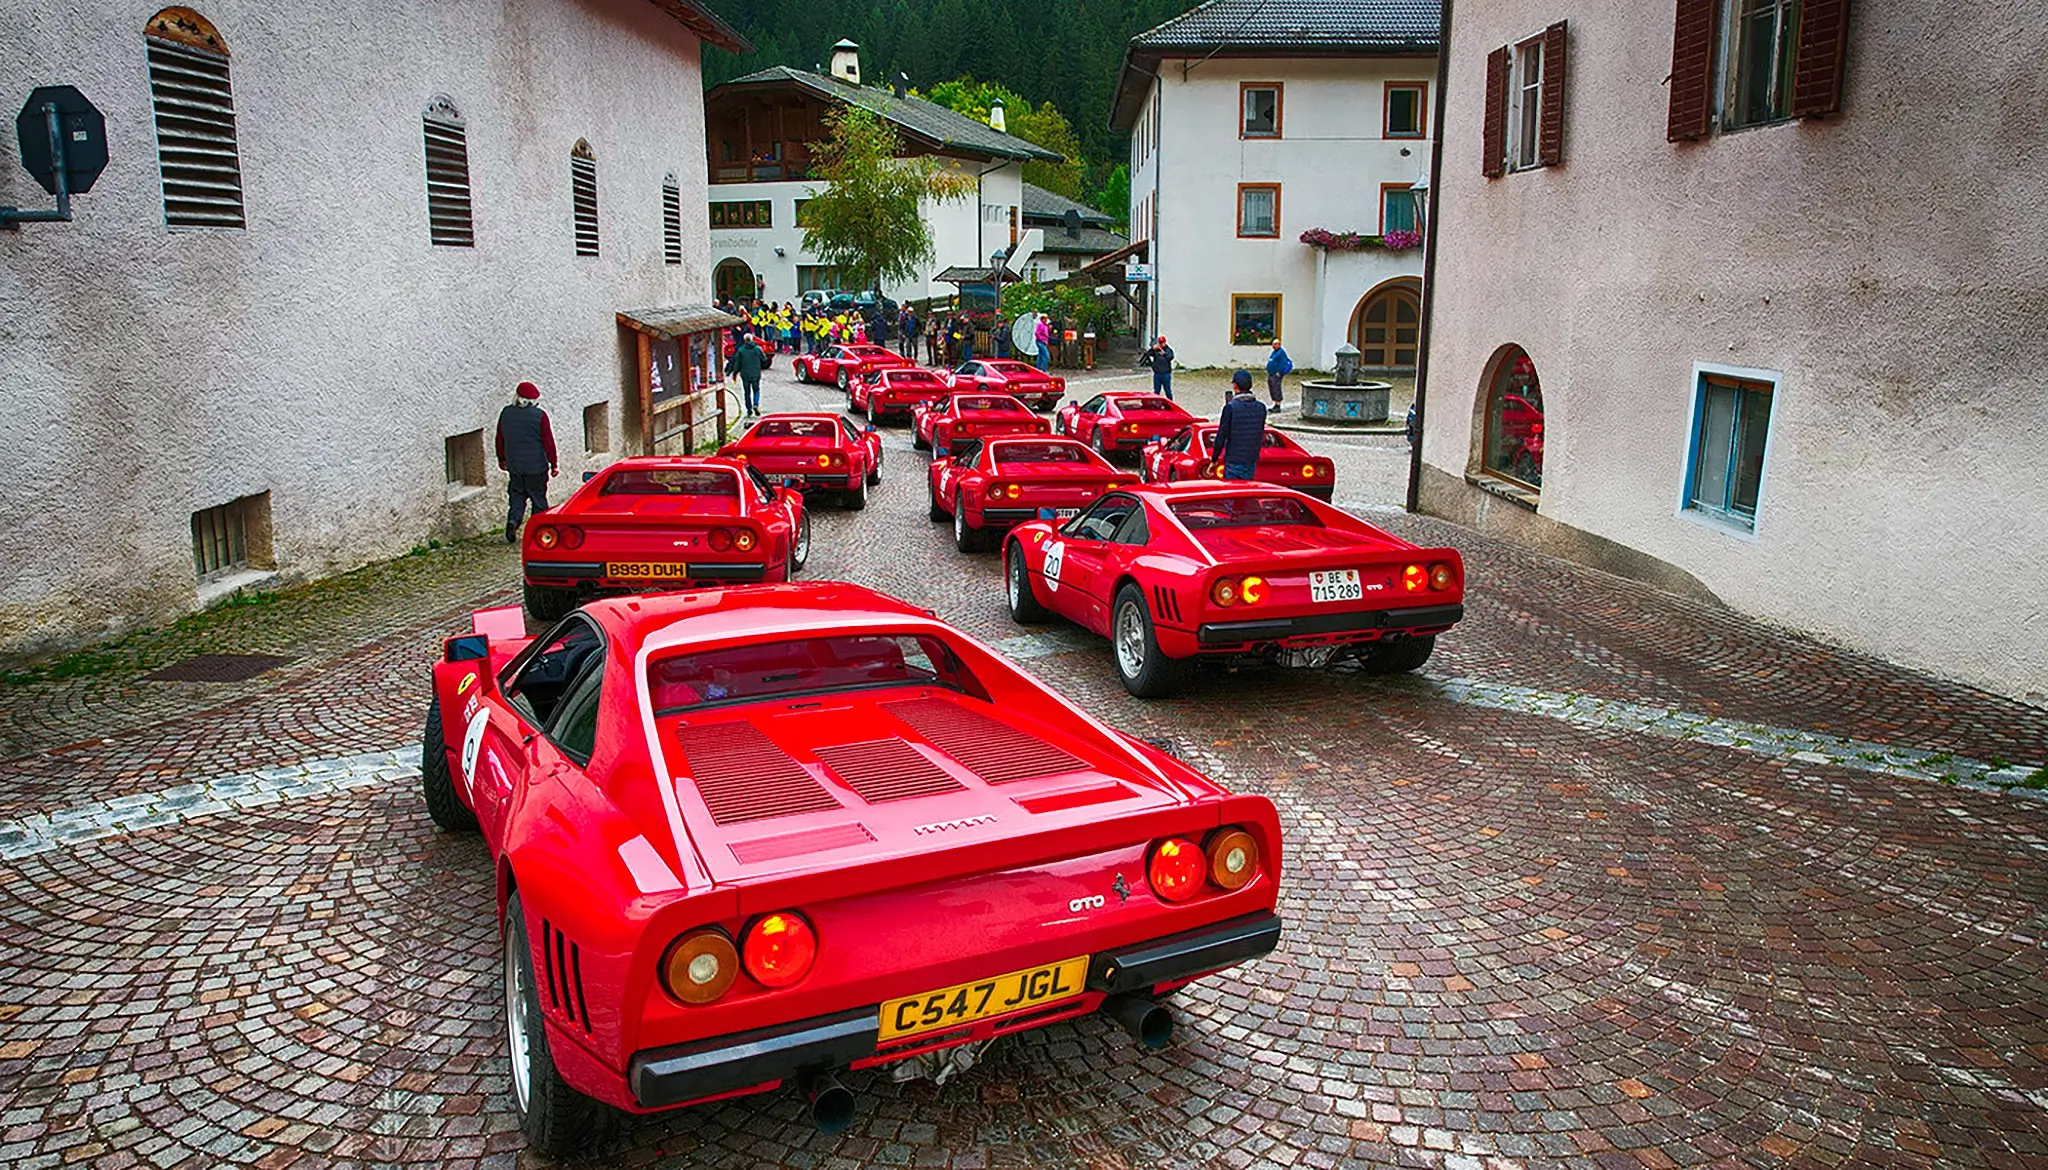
[1053,508,1080,519]
[1309,569,1363,604]
[606,562,689,580]
[877,955,1088,1043]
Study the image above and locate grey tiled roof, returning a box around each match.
[1021,182,1117,227]
[1037,225,1129,255]
[1130,0,1441,50]
[643,0,752,53]
[618,305,744,339]
[716,67,1064,163]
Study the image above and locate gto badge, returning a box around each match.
[1069,894,1106,913]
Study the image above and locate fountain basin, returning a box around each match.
[1300,379,1392,424]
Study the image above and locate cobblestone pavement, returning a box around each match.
[3,364,2046,1170]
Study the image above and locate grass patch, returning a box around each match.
[2020,768,2048,791]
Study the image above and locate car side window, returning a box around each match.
[1081,395,1106,414]
[839,418,863,443]
[1112,505,1152,546]
[546,664,603,764]
[958,362,978,376]
[745,465,776,505]
[502,618,604,729]
[1166,429,1192,454]
[1066,493,1137,542]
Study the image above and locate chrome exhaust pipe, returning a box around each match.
[804,1071,856,1135]
[1103,994,1173,1050]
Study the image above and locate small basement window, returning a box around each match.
[583,403,610,455]
[191,491,273,580]
[445,429,486,488]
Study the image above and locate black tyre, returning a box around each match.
[837,369,850,394]
[929,484,949,523]
[788,511,811,575]
[844,474,868,510]
[523,582,576,623]
[1360,634,1437,675]
[1006,542,1051,623]
[913,428,930,452]
[504,892,618,1158]
[954,492,987,553]
[1053,414,1068,436]
[1112,583,1187,698]
[1092,427,1109,457]
[865,396,878,426]
[420,697,478,832]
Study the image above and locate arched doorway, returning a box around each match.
[1480,345,1544,488]
[1349,281,1421,370]
[713,258,756,303]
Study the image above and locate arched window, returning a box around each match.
[144,8,244,229]
[1482,346,1544,488]
[1350,282,1421,370]
[661,173,681,266]
[422,96,473,247]
[571,139,598,257]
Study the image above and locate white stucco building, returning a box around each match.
[0,0,746,660]
[1417,0,2048,703]
[1111,0,1440,372]
[701,45,1061,307]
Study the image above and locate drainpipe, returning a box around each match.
[1406,0,1453,514]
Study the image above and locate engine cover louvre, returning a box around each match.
[814,738,965,804]
[881,698,1088,785]
[676,721,841,825]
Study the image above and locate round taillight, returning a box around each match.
[742,912,817,988]
[1428,562,1454,591]
[1148,839,1205,903]
[1206,828,1258,891]
[708,528,734,552]
[734,453,748,462]
[734,529,758,552]
[1239,575,1267,605]
[1006,484,1022,499]
[534,526,560,550]
[987,481,1005,501]
[1301,463,1317,477]
[661,929,738,1005]
[1210,578,1238,607]
[1402,564,1428,592]
[559,526,585,550]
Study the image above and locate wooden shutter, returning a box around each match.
[1792,0,1852,118]
[571,140,598,257]
[1666,0,1717,142]
[1482,46,1508,178]
[423,97,473,248]
[1538,21,1568,166]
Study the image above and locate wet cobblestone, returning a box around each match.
[1,365,2044,1169]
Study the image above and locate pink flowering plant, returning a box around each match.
[1298,228,1421,252]
[1381,229,1422,250]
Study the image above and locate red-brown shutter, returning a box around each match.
[1666,0,1717,141]
[1482,46,1508,178]
[1538,21,1568,166]
[1791,0,1852,118]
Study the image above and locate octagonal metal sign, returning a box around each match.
[17,85,108,195]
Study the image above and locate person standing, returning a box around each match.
[1139,335,1175,399]
[727,332,766,416]
[495,381,559,542]
[1033,313,1052,372]
[1215,371,1267,481]
[899,306,918,359]
[1265,338,1294,411]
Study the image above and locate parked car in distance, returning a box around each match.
[718,413,883,510]
[795,343,912,392]
[1055,392,1195,457]
[913,393,1050,454]
[928,436,1139,552]
[851,366,952,423]
[944,359,1067,411]
[1141,426,1337,500]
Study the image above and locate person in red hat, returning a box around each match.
[1138,335,1175,400]
[495,381,558,542]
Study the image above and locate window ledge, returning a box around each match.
[197,568,280,608]
[1677,504,1758,541]
[445,483,488,506]
[1467,472,1540,511]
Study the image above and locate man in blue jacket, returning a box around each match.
[1265,339,1294,410]
[1216,371,1267,480]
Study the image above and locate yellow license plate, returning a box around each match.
[877,955,1088,1043]
[605,562,689,580]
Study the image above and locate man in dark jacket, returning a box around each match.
[1215,371,1267,480]
[727,333,766,416]
[496,381,559,542]
[1138,335,1175,399]
[899,307,918,358]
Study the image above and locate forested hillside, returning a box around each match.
[700,0,1195,166]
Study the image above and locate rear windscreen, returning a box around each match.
[1171,495,1321,529]
[890,371,941,384]
[984,361,1035,374]
[752,420,833,439]
[957,397,1013,412]
[1121,397,1177,412]
[601,469,737,496]
[649,633,980,712]
[993,442,1088,465]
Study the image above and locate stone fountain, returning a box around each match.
[1300,345,1392,424]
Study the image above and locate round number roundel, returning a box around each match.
[1042,539,1065,593]
[459,709,490,797]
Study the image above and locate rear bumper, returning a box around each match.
[624,910,1284,1110]
[1196,603,1463,648]
[1293,484,1334,501]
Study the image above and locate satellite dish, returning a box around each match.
[1010,314,1039,357]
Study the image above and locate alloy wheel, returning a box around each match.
[504,924,532,1113]
[1115,601,1146,680]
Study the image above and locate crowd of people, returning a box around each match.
[713,296,1082,373]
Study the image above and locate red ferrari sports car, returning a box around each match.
[1055,392,1195,457]
[927,436,1139,553]
[1141,425,1337,500]
[850,366,951,423]
[945,358,1067,411]
[718,414,884,510]
[520,457,809,621]
[795,344,912,392]
[1003,483,1464,696]
[421,582,1284,1156]
[912,392,1050,453]
[722,331,775,369]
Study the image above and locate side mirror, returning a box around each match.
[581,470,597,483]
[780,476,800,488]
[445,634,490,663]
[865,423,878,434]
[934,446,950,459]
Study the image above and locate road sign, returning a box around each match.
[1124,263,1154,282]
[17,86,107,196]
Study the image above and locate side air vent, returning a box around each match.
[676,722,841,825]
[815,738,965,804]
[730,822,876,865]
[541,919,592,1034]
[882,698,1087,785]
[1152,585,1182,624]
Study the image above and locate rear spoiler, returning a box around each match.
[446,604,527,662]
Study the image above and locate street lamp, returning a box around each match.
[1405,168,1429,241]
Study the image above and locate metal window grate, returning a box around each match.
[191,500,248,577]
[146,35,246,229]
[662,174,681,265]
[423,97,473,247]
[571,140,598,257]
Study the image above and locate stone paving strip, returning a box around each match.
[4,647,2039,863]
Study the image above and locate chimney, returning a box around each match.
[988,102,1006,133]
[829,39,861,85]
[892,72,908,99]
